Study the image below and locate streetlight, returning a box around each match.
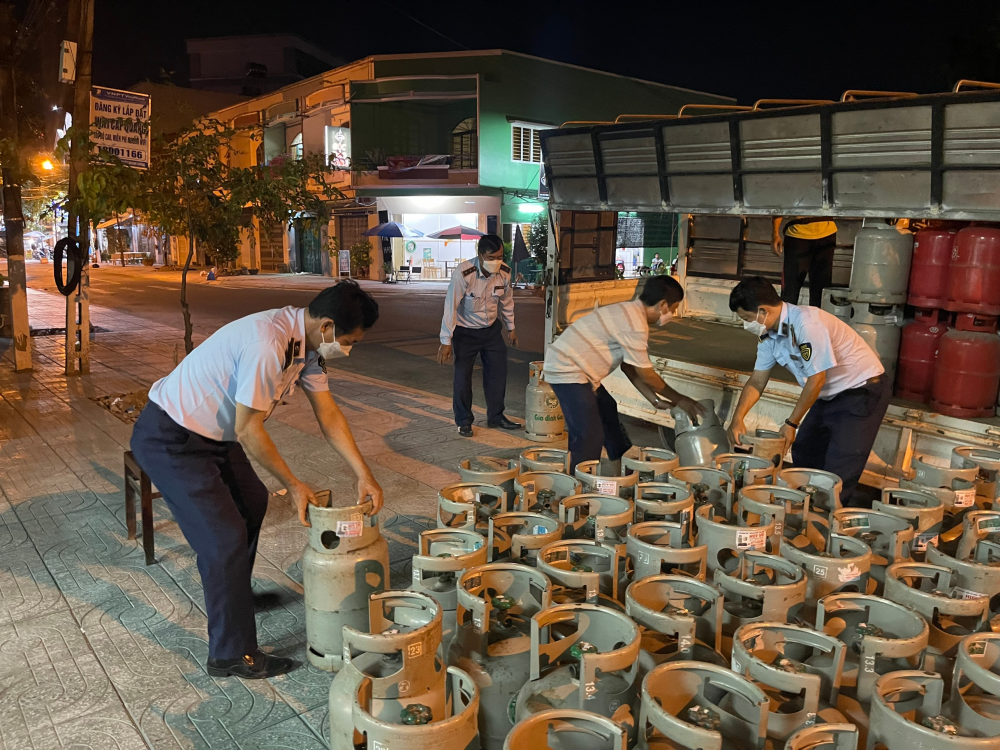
[41,159,54,171]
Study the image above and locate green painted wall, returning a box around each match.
[371,52,732,193]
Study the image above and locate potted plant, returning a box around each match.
[142,253,154,266]
[350,240,373,279]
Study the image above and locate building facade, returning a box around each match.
[200,50,733,278]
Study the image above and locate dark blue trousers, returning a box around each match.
[452,321,508,427]
[549,383,633,472]
[792,376,892,508]
[131,402,269,659]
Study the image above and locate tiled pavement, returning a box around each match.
[0,290,545,749]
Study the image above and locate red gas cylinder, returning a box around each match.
[945,227,1000,315]
[896,310,948,402]
[907,229,955,308]
[930,314,1000,418]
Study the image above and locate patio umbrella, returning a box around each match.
[513,225,529,264]
[362,221,424,238]
[427,225,486,262]
[426,225,485,240]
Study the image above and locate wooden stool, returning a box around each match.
[124,450,159,565]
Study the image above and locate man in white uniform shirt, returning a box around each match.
[543,276,704,471]
[726,276,889,508]
[130,280,383,679]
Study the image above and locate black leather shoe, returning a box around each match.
[206,651,296,679]
[487,416,522,430]
[458,425,473,437]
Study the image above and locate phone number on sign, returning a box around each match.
[97,145,147,160]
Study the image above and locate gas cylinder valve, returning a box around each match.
[921,715,959,735]
[692,483,711,504]
[400,703,433,725]
[687,704,722,731]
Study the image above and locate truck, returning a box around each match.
[537,85,1000,487]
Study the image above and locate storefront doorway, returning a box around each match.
[259,222,285,272]
[294,220,323,274]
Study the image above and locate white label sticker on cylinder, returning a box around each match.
[953,586,986,600]
[954,488,976,508]
[837,563,862,583]
[736,528,766,550]
[336,517,363,538]
[914,532,939,551]
[594,479,618,495]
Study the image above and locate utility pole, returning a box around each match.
[63,0,94,375]
[0,2,32,371]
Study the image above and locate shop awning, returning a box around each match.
[96,213,134,229]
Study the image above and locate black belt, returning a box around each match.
[825,375,882,401]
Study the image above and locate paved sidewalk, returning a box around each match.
[0,289,546,749]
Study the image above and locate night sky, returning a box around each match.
[16,0,1000,104]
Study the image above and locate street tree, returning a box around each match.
[527,210,549,266]
[72,120,343,354]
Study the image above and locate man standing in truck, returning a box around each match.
[726,276,889,508]
[774,217,838,308]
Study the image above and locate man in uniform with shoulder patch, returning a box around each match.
[726,276,890,508]
[437,233,521,437]
[130,280,383,679]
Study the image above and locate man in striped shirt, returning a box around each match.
[543,276,704,471]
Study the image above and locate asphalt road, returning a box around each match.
[20,262,549,423]
[23,261,551,344]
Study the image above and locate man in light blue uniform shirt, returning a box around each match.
[726,276,889,508]
[437,234,521,437]
[130,280,383,679]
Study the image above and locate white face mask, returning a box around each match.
[657,306,673,327]
[481,258,502,274]
[318,326,351,359]
[743,309,768,338]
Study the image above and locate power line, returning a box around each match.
[379,1,469,51]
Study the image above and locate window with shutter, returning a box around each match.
[511,123,548,164]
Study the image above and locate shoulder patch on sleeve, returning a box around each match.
[500,263,511,274]
[799,342,812,361]
[462,266,477,277]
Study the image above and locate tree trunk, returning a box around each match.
[181,222,195,354]
[115,217,126,267]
